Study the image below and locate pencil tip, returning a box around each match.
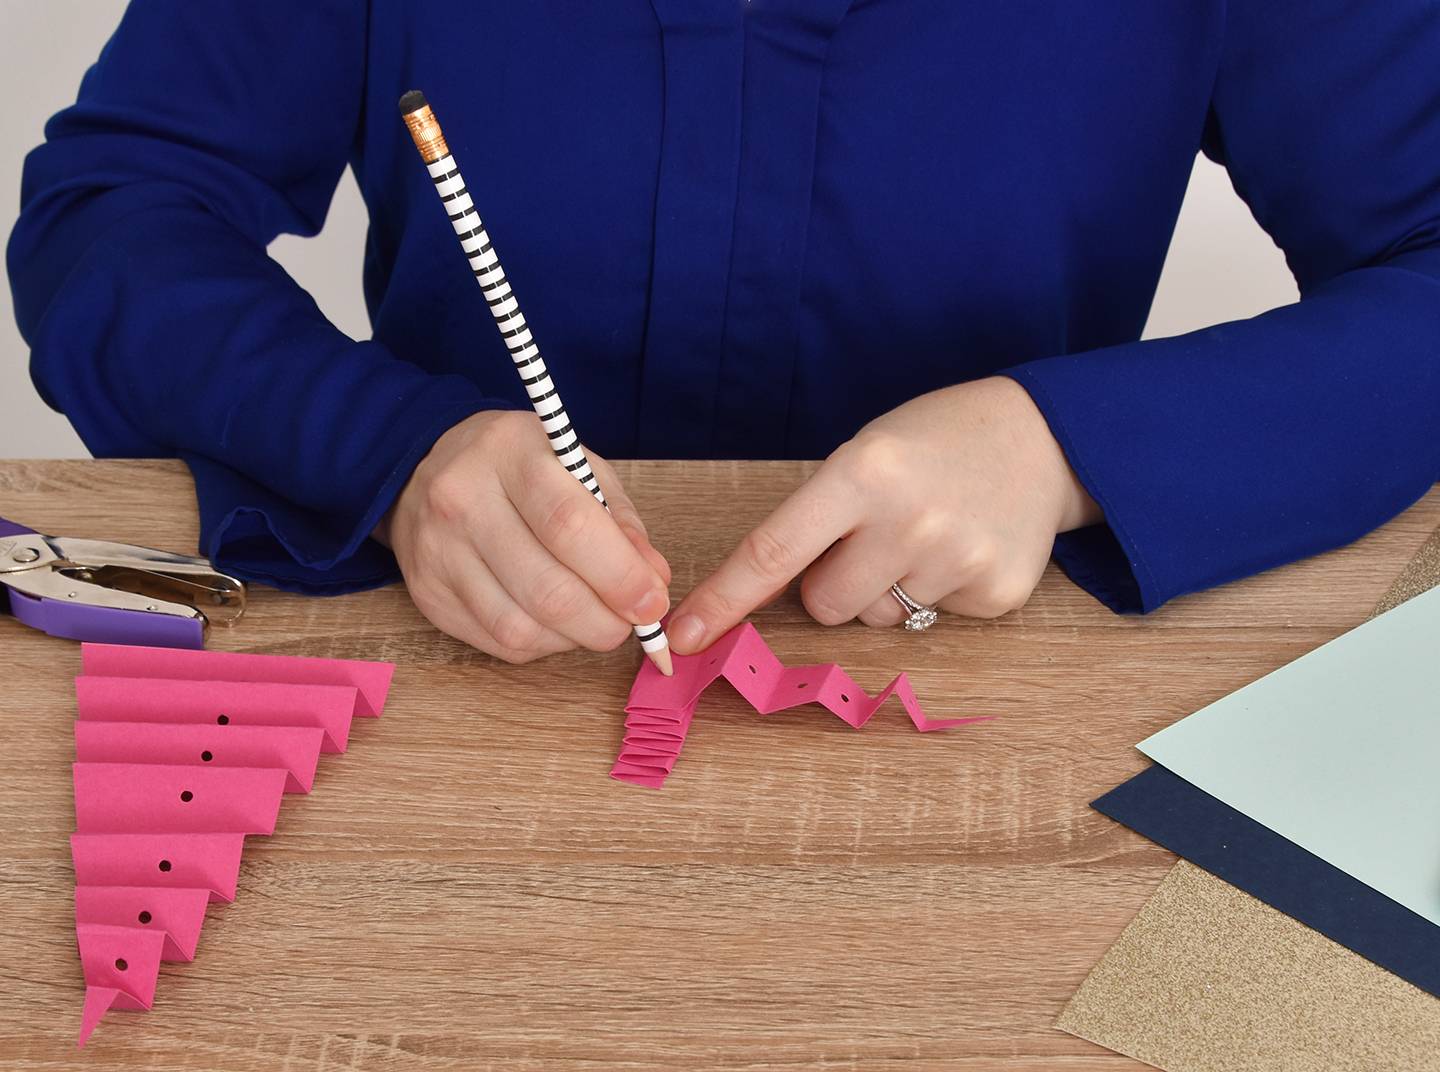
[650,646,674,677]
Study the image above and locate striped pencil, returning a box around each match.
[399,90,673,676]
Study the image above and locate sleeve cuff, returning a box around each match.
[1002,367,1158,614]
[185,388,517,595]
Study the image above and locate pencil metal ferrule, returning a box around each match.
[401,102,449,164]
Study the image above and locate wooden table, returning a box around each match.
[2,459,1436,1071]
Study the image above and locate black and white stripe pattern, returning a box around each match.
[426,153,667,654]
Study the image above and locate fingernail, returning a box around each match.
[632,588,669,624]
[668,613,705,653]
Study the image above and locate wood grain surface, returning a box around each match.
[1,459,1436,1071]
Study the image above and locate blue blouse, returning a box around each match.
[9,1,1440,612]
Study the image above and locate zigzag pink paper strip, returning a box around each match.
[611,622,990,788]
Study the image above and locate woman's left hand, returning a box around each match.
[666,376,1103,654]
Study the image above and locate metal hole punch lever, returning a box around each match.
[0,515,245,649]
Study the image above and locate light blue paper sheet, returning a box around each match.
[1138,584,1440,927]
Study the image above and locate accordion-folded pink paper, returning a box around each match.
[75,675,357,752]
[71,832,247,903]
[81,643,394,717]
[612,622,989,788]
[68,646,395,1048]
[75,885,210,961]
[75,720,324,793]
[74,763,288,834]
[76,923,167,1046]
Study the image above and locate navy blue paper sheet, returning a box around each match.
[1094,764,1440,998]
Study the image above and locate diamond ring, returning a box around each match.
[889,583,939,631]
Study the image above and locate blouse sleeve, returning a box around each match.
[6,0,512,592]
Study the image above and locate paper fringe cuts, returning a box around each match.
[611,622,989,788]
[70,643,394,1046]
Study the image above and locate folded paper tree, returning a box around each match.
[612,622,989,788]
[70,644,394,1047]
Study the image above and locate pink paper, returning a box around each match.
[82,643,394,717]
[75,885,211,961]
[68,647,392,1047]
[77,921,166,1007]
[74,764,288,834]
[75,720,324,793]
[612,622,990,788]
[72,832,246,903]
[75,676,357,752]
[78,987,122,1048]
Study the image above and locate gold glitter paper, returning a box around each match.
[1058,862,1440,1072]
[1372,525,1440,617]
[1060,524,1440,1070]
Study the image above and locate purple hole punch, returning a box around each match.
[0,514,244,649]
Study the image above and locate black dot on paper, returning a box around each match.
[216,714,229,725]
[158,859,172,872]
[796,682,808,689]
[840,693,850,703]
[200,750,213,762]
[137,911,152,925]
[180,790,194,803]
[114,958,128,972]
[748,665,756,674]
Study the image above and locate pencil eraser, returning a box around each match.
[398,90,428,115]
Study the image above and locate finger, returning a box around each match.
[589,453,673,587]
[857,592,906,628]
[452,553,578,658]
[856,570,953,628]
[669,465,864,653]
[411,554,573,663]
[502,441,670,626]
[936,540,1047,620]
[855,536,999,627]
[473,497,637,652]
[756,579,789,611]
[937,571,1038,620]
[857,555,1041,626]
[798,525,913,626]
[624,528,673,588]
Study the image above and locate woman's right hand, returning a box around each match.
[378,411,672,663]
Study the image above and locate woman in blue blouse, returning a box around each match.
[9,2,1440,664]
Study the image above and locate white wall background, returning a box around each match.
[0,2,1299,459]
